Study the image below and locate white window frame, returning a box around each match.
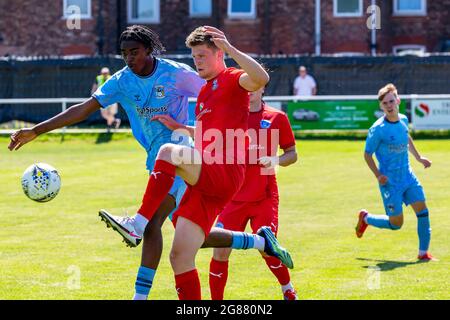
[393,0,427,16]
[333,0,363,17]
[63,0,92,19]
[393,44,426,55]
[227,0,256,19]
[127,0,160,24]
[189,0,212,18]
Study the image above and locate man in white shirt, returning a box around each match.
[293,66,317,96]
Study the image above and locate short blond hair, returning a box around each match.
[378,83,399,101]
[185,27,218,50]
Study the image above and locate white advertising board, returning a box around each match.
[411,99,450,129]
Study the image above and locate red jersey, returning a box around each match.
[233,104,296,202]
[194,68,249,164]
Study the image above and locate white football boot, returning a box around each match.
[99,209,142,247]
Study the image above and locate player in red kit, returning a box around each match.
[130,26,292,300]
[209,85,299,300]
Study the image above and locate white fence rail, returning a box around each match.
[1,95,450,134]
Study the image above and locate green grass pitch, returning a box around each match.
[0,134,448,300]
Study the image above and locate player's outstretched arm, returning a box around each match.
[203,26,269,92]
[8,98,101,151]
[408,135,432,169]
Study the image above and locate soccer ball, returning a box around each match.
[21,163,61,202]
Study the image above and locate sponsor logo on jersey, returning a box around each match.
[388,143,408,154]
[136,105,168,119]
[196,103,212,120]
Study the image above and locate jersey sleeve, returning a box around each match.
[277,112,296,150]
[400,114,409,127]
[174,63,205,98]
[365,125,381,155]
[92,76,120,108]
[228,68,247,91]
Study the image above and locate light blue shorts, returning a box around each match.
[379,173,426,216]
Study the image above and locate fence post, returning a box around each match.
[62,98,67,136]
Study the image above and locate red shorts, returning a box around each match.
[217,182,280,235]
[172,162,245,237]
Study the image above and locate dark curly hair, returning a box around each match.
[120,25,166,55]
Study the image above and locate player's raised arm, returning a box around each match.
[8,97,101,151]
[203,26,269,92]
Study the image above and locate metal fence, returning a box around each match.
[1,94,449,134]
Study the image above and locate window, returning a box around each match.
[190,0,212,17]
[63,0,91,19]
[333,0,363,17]
[393,0,426,16]
[128,0,160,23]
[228,0,256,19]
[393,45,427,56]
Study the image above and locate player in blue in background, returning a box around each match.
[355,83,435,261]
[9,25,288,300]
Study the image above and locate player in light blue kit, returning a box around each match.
[355,83,435,261]
[9,25,290,300]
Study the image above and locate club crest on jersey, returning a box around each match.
[260,119,272,129]
[212,79,219,91]
[199,102,204,111]
[155,85,165,99]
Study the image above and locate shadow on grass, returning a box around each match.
[95,132,113,144]
[356,257,427,272]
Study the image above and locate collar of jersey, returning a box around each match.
[207,68,227,83]
[384,116,400,124]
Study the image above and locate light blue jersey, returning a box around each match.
[365,114,425,215]
[93,58,205,205]
[365,114,410,173]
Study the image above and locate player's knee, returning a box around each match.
[169,245,191,268]
[389,216,403,230]
[156,143,177,162]
[143,218,162,237]
[213,248,232,261]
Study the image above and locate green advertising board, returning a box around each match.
[287,100,406,130]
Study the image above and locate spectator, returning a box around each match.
[293,66,317,96]
[91,67,121,129]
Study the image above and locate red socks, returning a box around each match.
[264,256,291,286]
[175,269,201,300]
[209,259,229,300]
[138,160,176,220]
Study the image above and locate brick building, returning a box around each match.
[0,0,449,57]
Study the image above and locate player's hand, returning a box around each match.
[418,156,432,169]
[8,128,37,151]
[203,26,233,54]
[152,114,182,131]
[377,174,388,185]
[258,156,279,169]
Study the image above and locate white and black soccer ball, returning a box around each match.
[21,163,61,202]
